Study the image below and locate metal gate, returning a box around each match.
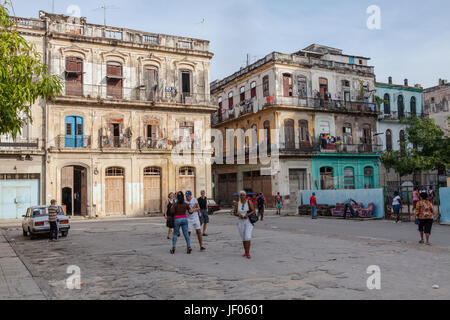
[0,178,39,219]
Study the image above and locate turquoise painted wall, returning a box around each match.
[312,154,380,190]
[440,188,450,225]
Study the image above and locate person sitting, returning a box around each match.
[343,199,358,219]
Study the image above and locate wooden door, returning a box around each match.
[105,177,124,215]
[144,169,161,213]
[284,119,295,149]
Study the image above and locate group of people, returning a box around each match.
[164,190,209,254]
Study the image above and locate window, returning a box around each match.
[410,97,417,116]
[349,57,355,64]
[343,123,353,144]
[228,92,234,108]
[398,95,405,118]
[263,75,270,97]
[283,74,293,97]
[320,167,334,190]
[218,97,223,109]
[359,59,363,65]
[400,130,406,155]
[105,30,122,40]
[299,120,309,142]
[144,167,161,176]
[384,93,391,114]
[263,120,271,153]
[319,78,328,98]
[240,86,245,102]
[143,35,158,44]
[342,80,350,87]
[386,130,393,151]
[250,81,257,99]
[284,119,295,149]
[144,67,158,100]
[106,167,124,177]
[319,121,330,135]
[181,70,192,96]
[344,167,355,189]
[106,62,123,99]
[65,57,83,96]
[65,116,84,148]
[364,167,374,189]
[179,167,195,176]
[298,76,307,98]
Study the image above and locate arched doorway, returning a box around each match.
[105,167,125,215]
[143,167,161,214]
[61,165,87,216]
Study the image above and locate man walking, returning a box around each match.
[185,191,205,251]
[310,193,318,219]
[256,193,265,221]
[198,190,209,237]
[48,199,60,242]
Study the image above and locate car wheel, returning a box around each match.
[61,231,68,238]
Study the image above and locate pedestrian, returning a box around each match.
[275,192,283,216]
[419,187,427,200]
[415,192,434,245]
[412,187,420,210]
[165,192,176,239]
[169,191,192,254]
[310,192,318,219]
[233,190,256,259]
[185,191,206,251]
[427,186,435,204]
[343,198,358,219]
[48,199,60,242]
[198,190,209,237]
[256,193,265,221]
[392,191,403,223]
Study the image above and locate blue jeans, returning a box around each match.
[172,218,190,249]
[311,206,317,218]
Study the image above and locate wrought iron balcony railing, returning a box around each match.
[56,135,91,149]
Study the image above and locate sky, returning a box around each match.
[9,0,450,88]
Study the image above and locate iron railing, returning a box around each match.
[56,135,91,149]
[0,138,39,149]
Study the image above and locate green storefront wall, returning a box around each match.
[312,153,381,190]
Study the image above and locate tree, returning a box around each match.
[0,1,63,139]
[381,117,450,177]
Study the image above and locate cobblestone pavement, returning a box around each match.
[2,213,450,300]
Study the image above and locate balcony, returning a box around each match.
[137,137,171,151]
[379,112,426,121]
[100,136,131,149]
[333,143,383,154]
[56,135,91,150]
[0,138,39,149]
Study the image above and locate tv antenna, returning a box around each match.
[93,3,119,26]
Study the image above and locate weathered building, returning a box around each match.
[211,44,382,209]
[424,79,449,137]
[1,11,215,218]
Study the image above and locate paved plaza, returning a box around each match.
[1,212,449,300]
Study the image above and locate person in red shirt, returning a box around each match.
[310,193,318,219]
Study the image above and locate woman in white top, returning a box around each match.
[233,191,256,259]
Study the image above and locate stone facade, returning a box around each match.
[210,44,381,209]
[424,79,450,137]
[2,11,216,218]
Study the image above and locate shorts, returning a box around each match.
[393,204,402,214]
[276,203,282,209]
[200,209,209,224]
[238,219,253,241]
[188,216,201,233]
[418,219,433,234]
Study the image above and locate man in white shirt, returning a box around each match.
[185,191,205,251]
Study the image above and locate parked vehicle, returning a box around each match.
[22,206,70,239]
[207,199,220,215]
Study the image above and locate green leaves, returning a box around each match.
[0,2,63,138]
[381,117,450,176]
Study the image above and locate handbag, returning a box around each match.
[248,209,259,224]
[414,218,420,225]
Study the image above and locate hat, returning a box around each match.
[185,191,192,197]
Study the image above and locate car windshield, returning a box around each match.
[31,207,64,217]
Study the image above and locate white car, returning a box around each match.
[22,206,70,239]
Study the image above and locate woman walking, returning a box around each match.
[233,191,256,259]
[165,192,176,239]
[415,192,434,245]
[169,191,192,254]
[412,187,420,210]
[392,191,403,223]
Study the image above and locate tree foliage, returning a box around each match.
[0,1,63,138]
[381,117,450,177]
